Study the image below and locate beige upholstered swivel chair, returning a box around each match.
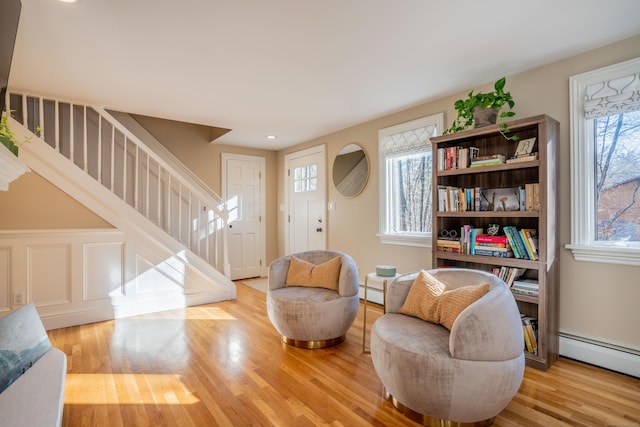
[266,250,359,349]
[370,268,525,426]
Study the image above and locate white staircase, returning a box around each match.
[2,91,235,328]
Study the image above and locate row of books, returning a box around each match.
[503,226,539,260]
[522,315,539,354]
[436,146,479,171]
[436,226,539,261]
[436,185,540,212]
[524,182,540,212]
[491,266,527,287]
[437,227,514,258]
[437,146,539,172]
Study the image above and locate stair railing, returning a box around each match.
[7,91,229,276]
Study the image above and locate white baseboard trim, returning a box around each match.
[42,307,116,330]
[559,334,640,378]
[358,285,384,306]
[41,291,221,330]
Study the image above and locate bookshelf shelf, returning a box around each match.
[512,293,539,304]
[436,211,540,218]
[431,114,560,371]
[434,251,542,268]
[437,160,540,177]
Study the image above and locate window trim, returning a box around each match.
[377,113,443,247]
[566,57,640,266]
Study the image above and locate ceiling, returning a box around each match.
[10,0,640,150]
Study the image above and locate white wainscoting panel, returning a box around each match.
[28,244,72,307]
[0,248,10,313]
[0,229,234,329]
[0,230,129,328]
[84,242,125,301]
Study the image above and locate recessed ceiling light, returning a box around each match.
[266,135,277,140]
[58,0,78,3]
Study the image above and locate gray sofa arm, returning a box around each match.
[0,347,67,427]
[430,269,524,361]
[385,272,419,313]
[268,256,290,291]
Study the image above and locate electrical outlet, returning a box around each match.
[13,291,25,305]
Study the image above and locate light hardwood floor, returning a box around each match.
[48,281,640,426]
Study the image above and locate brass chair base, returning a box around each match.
[390,395,495,427]
[281,335,345,349]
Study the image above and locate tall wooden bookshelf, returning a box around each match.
[431,114,559,370]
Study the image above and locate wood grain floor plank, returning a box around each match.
[47,281,640,427]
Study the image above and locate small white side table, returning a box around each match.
[362,272,400,353]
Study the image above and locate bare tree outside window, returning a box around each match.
[378,113,442,246]
[390,153,432,233]
[595,110,640,241]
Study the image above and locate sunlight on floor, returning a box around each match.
[179,306,237,320]
[134,306,237,320]
[64,374,200,405]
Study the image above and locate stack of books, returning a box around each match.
[506,152,539,164]
[436,238,462,253]
[474,234,513,258]
[470,154,506,167]
[511,278,539,297]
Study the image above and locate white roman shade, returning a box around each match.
[380,122,438,158]
[584,71,640,118]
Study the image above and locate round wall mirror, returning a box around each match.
[332,143,369,198]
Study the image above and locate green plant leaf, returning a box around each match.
[443,77,516,138]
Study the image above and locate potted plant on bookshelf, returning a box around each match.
[443,77,519,141]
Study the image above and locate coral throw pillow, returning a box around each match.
[399,270,489,330]
[285,255,342,291]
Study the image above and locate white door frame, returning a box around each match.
[284,144,327,254]
[221,153,267,278]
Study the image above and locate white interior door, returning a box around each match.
[222,153,265,280]
[285,145,326,254]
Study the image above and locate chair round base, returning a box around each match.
[390,395,495,427]
[281,335,345,349]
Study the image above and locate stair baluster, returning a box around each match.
[6,90,229,277]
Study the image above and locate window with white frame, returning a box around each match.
[378,113,443,247]
[567,57,640,266]
[293,164,317,193]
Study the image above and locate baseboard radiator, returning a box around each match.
[559,331,640,378]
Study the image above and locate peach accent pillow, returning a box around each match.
[399,270,489,330]
[285,255,341,291]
